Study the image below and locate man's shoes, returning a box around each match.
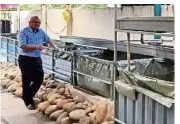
[26,104,36,110]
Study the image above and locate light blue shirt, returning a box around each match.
[17,26,50,57]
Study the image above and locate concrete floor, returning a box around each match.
[0,87,56,124]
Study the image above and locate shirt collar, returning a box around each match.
[28,26,39,32]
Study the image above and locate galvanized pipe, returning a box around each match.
[110,64,114,100]
[15,41,17,65]
[73,70,112,85]
[73,52,77,86]
[43,68,70,77]
[17,6,20,32]
[4,53,18,59]
[51,50,55,79]
[0,37,2,48]
[6,39,9,62]
[114,29,174,37]
[71,53,74,85]
[127,33,131,71]
[113,4,118,101]
[140,34,144,44]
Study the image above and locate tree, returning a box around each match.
[19,4,41,10]
[18,4,107,10]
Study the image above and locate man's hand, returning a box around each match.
[37,45,45,51]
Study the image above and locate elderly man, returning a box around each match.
[17,16,56,110]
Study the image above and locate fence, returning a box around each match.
[0,34,110,85]
[0,35,74,83]
[114,90,174,124]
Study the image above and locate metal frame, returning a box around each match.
[0,36,113,96]
[42,48,74,83]
[114,4,175,124]
[0,36,74,84]
[72,53,114,100]
[59,35,174,60]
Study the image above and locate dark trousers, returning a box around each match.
[18,55,44,105]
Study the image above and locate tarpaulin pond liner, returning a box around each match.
[115,62,174,124]
[117,58,174,82]
[75,55,112,98]
[116,67,174,104]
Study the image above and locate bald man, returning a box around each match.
[17,16,57,110]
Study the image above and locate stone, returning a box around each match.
[79,117,91,124]
[69,109,86,121]
[105,102,114,122]
[90,99,109,124]
[14,75,22,83]
[59,88,65,95]
[45,105,58,117]
[63,102,76,112]
[33,98,41,106]
[61,117,72,124]
[75,102,83,109]
[56,99,70,109]
[56,112,68,124]
[49,110,64,121]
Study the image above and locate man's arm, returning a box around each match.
[47,40,56,48]
[42,30,57,49]
[21,45,44,51]
[18,31,44,51]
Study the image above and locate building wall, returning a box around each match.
[11,5,174,40]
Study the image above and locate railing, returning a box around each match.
[0,35,110,87]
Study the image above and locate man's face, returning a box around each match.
[29,18,41,30]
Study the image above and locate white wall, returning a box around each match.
[11,5,174,41]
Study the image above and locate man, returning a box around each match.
[17,16,57,110]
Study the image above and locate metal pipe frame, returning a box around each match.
[72,53,114,100]
[73,70,112,85]
[114,4,118,123]
[1,36,116,100]
[3,53,18,59]
[140,34,144,44]
[113,4,174,124]
[51,49,55,79]
[71,52,75,85]
[0,36,74,83]
[6,39,9,62]
[14,40,18,65]
[1,36,114,95]
[127,33,131,71]
[43,67,70,78]
[115,29,174,37]
[53,65,71,73]
[0,36,18,42]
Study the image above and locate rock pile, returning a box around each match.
[0,62,114,124]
